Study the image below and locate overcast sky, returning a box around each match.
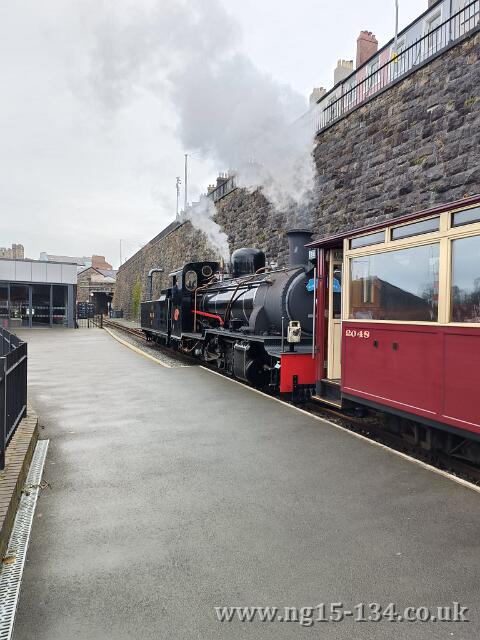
[1,0,424,268]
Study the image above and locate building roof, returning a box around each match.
[77,266,117,281]
[0,257,78,266]
[97,269,117,280]
[42,254,90,265]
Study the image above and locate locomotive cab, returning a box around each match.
[170,261,219,338]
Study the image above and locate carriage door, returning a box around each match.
[327,250,343,381]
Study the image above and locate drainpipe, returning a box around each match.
[147,268,163,301]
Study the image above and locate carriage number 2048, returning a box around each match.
[345,329,370,339]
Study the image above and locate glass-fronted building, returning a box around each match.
[0,259,76,328]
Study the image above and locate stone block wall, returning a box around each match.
[114,31,480,320]
[311,31,480,238]
[113,221,219,319]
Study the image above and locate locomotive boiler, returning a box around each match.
[197,230,314,336]
[141,230,317,394]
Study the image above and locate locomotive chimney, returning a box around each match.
[286,229,313,267]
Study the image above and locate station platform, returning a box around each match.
[11,329,480,639]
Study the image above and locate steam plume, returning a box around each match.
[88,0,316,242]
[183,197,230,262]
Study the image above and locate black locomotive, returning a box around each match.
[141,230,317,393]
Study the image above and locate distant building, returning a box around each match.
[91,255,113,270]
[76,267,117,315]
[0,244,24,260]
[40,253,113,271]
[0,258,76,328]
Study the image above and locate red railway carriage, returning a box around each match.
[307,195,480,458]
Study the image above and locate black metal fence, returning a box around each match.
[76,301,104,328]
[208,175,237,203]
[75,314,104,329]
[315,0,480,132]
[0,328,27,470]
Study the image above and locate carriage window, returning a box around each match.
[452,206,480,228]
[451,235,480,323]
[391,216,439,240]
[349,244,439,321]
[350,231,385,249]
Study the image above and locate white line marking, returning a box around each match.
[103,327,173,368]
[0,439,49,640]
[200,366,480,495]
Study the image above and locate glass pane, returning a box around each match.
[350,231,385,249]
[452,206,480,228]
[9,285,30,327]
[350,244,439,321]
[332,265,342,319]
[32,284,51,325]
[451,235,480,323]
[52,285,67,325]
[0,285,8,326]
[391,217,439,240]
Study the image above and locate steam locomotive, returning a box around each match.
[141,230,317,395]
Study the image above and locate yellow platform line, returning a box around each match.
[104,327,173,368]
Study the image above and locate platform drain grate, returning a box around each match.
[0,439,49,640]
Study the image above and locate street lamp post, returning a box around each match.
[176,176,181,219]
[394,0,399,54]
[184,153,188,213]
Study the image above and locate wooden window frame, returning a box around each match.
[343,205,480,327]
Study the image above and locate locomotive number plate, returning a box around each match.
[345,329,370,339]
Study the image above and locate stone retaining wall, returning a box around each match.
[114,32,480,320]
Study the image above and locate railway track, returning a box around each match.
[103,319,480,487]
[103,319,144,338]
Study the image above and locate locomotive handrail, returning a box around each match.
[191,310,224,326]
[223,267,270,327]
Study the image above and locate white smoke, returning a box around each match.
[182,196,230,262]
[87,0,316,239]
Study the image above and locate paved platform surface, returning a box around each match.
[11,328,480,639]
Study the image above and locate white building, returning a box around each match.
[0,258,77,328]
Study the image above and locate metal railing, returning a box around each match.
[75,314,104,329]
[311,0,479,133]
[208,176,237,203]
[0,328,27,470]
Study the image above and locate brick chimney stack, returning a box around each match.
[356,31,378,68]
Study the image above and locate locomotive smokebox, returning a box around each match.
[231,248,266,278]
[286,229,313,266]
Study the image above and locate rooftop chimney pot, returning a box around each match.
[334,59,354,86]
[356,30,378,68]
[309,86,327,106]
